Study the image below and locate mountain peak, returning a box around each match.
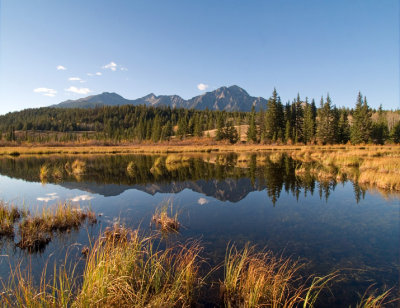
[54,86,268,111]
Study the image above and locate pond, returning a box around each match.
[0,153,398,307]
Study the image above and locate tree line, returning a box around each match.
[0,90,399,144]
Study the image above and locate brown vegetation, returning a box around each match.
[17,202,96,251]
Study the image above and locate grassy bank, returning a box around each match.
[2,144,400,156]
[291,148,400,191]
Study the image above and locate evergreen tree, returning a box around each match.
[176,117,187,139]
[350,92,372,144]
[294,93,304,143]
[247,106,257,142]
[223,121,239,144]
[316,95,336,144]
[265,88,283,142]
[302,98,315,144]
[193,114,203,137]
[390,121,400,143]
[151,115,161,142]
[337,110,351,144]
[284,102,292,142]
[215,112,225,141]
[371,105,389,144]
[257,107,266,142]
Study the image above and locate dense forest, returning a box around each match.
[1,90,399,145]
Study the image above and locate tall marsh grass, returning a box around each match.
[222,244,338,308]
[17,202,96,251]
[76,224,202,307]
[0,201,25,237]
[152,202,180,233]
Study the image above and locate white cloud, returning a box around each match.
[120,67,128,71]
[65,86,91,95]
[37,193,59,202]
[102,61,118,71]
[197,83,209,91]
[33,87,57,97]
[198,197,209,205]
[57,65,67,70]
[68,77,82,81]
[87,72,102,77]
[70,194,94,202]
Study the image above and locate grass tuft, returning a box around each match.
[152,202,180,233]
[17,202,96,252]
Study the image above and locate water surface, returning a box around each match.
[0,153,398,306]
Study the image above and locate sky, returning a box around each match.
[0,0,398,115]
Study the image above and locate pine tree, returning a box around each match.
[316,95,336,144]
[223,121,239,144]
[294,94,304,143]
[302,98,315,144]
[176,117,187,139]
[247,106,257,142]
[390,121,400,143]
[284,102,292,143]
[151,115,161,142]
[265,88,283,142]
[193,114,203,137]
[215,112,225,141]
[371,105,389,144]
[337,110,350,144]
[350,92,372,144]
[257,107,266,142]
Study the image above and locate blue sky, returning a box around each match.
[0,0,398,114]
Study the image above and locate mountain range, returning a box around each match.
[54,85,268,112]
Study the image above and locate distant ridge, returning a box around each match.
[53,85,268,112]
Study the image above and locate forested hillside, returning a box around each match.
[1,90,399,145]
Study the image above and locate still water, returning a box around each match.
[0,153,398,306]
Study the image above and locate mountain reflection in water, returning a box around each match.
[0,153,373,204]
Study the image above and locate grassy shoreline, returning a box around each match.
[1,144,400,156]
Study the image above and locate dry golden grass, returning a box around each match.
[222,244,338,308]
[152,202,180,233]
[76,225,202,307]
[1,230,398,307]
[2,144,398,157]
[17,202,96,251]
[0,201,25,237]
[290,147,400,191]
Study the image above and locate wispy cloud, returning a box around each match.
[120,67,128,71]
[87,72,102,76]
[33,87,57,97]
[70,194,94,202]
[56,65,67,70]
[102,61,118,71]
[68,77,82,81]
[37,193,59,202]
[197,83,209,91]
[65,86,91,95]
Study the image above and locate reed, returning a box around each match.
[222,243,338,308]
[39,164,50,181]
[152,202,180,233]
[75,224,203,307]
[355,287,397,308]
[0,202,25,237]
[1,260,77,307]
[17,202,96,251]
